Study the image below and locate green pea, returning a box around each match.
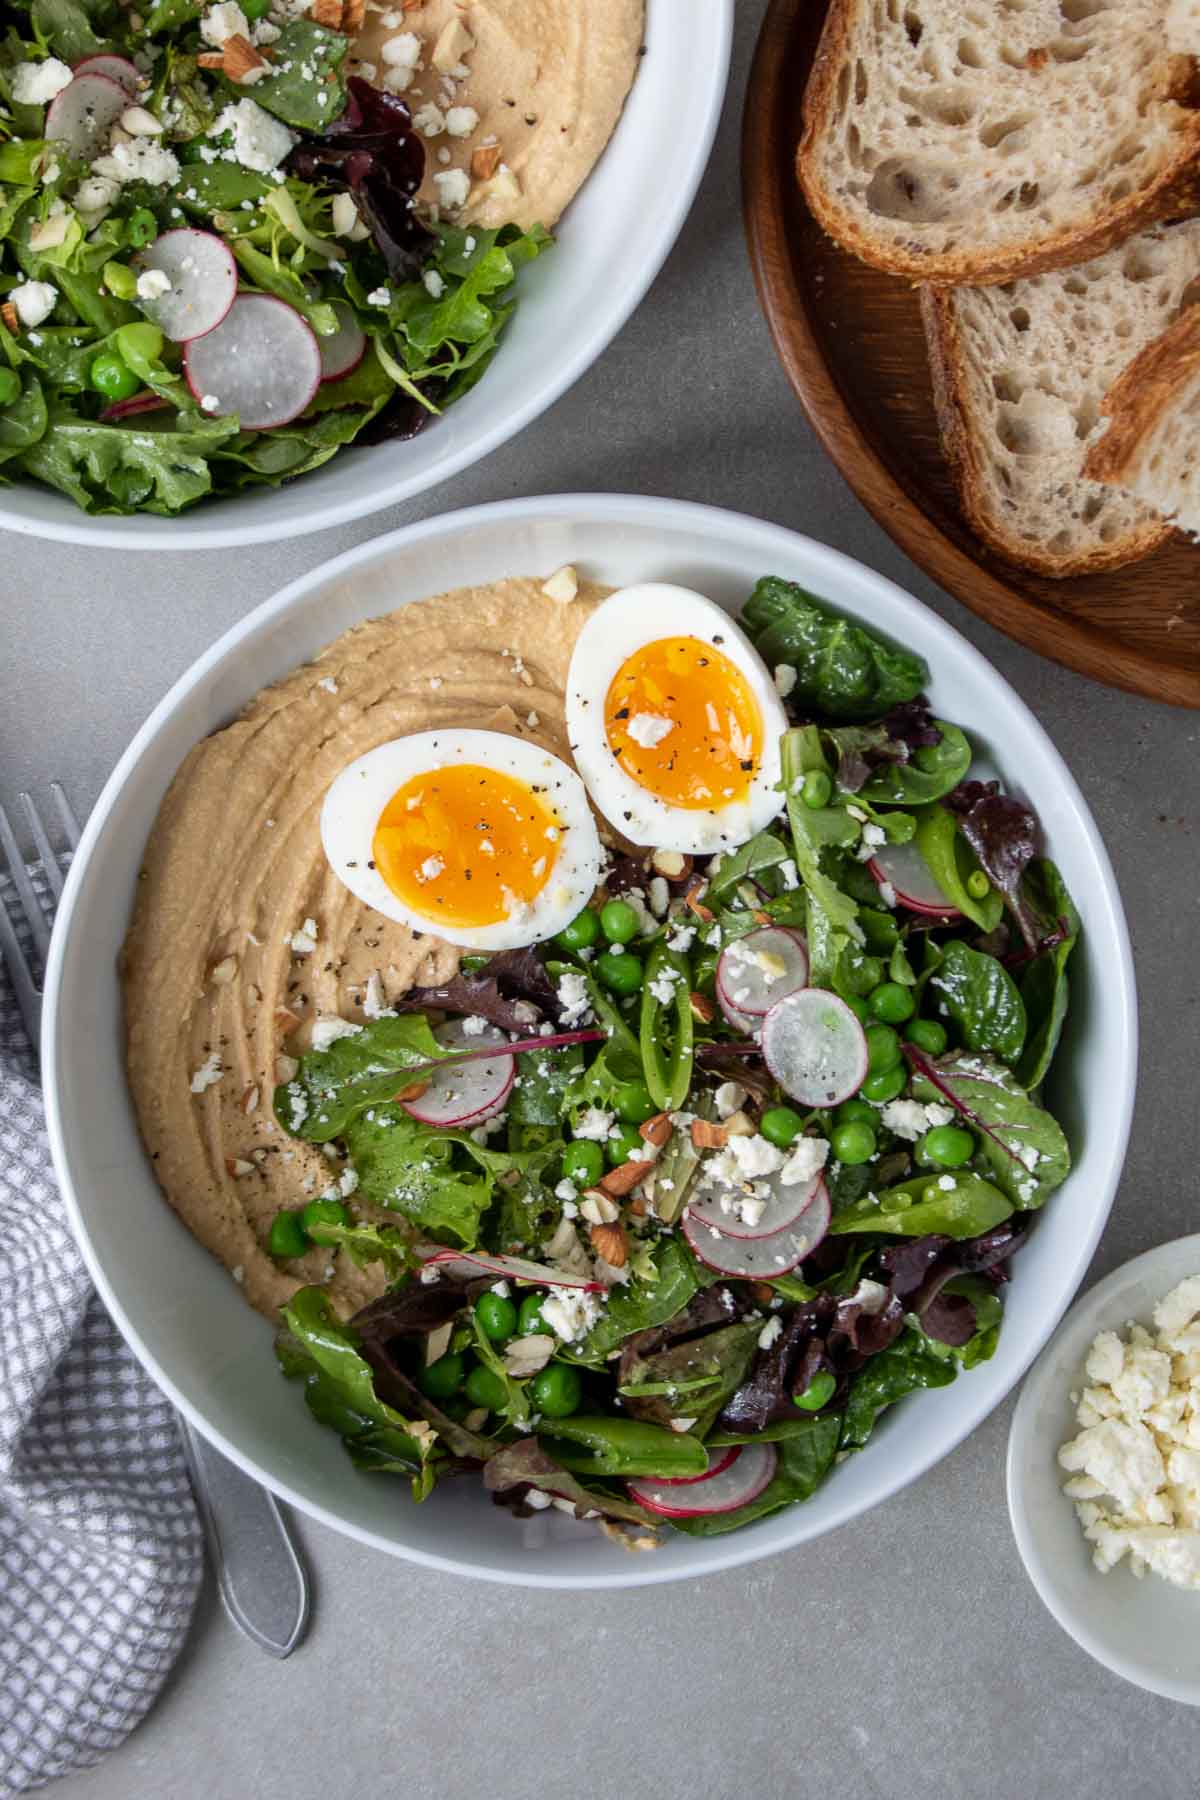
[463,1363,508,1413]
[601,898,639,944]
[418,1352,465,1401]
[530,1362,582,1418]
[918,1124,976,1169]
[865,1022,902,1075]
[267,1208,308,1260]
[614,1080,655,1125]
[88,352,140,402]
[300,1196,349,1242]
[836,1097,877,1126]
[843,992,869,1022]
[475,1290,518,1342]
[562,1139,604,1187]
[518,1293,548,1335]
[831,1120,876,1165]
[102,260,137,302]
[556,907,599,952]
[0,367,19,407]
[861,1064,906,1104]
[595,949,643,995]
[794,1369,836,1411]
[904,1018,948,1056]
[606,1123,645,1167]
[967,870,992,900]
[801,769,832,809]
[868,981,915,1025]
[127,207,158,248]
[760,1105,806,1148]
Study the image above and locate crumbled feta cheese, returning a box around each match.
[445,105,479,138]
[460,1014,489,1036]
[91,137,180,188]
[380,29,421,67]
[190,1051,224,1093]
[666,922,696,953]
[310,1015,363,1052]
[413,102,446,137]
[556,970,593,1028]
[433,167,470,209]
[136,267,172,301]
[9,281,57,328]
[417,856,444,882]
[758,1316,783,1350]
[76,174,120,214]
[201,1,250,45]
[647,968,680,1007]
[878,1099,931,1142]
[289,917,319,956]
[849,1278,889,1315]
[13,58,74,105]
[367,285,392,307]
[211,99,296,175]
[626,712,675,749]
[422,268,446,299]
[573,1107,615,1142]
[780,1135,830,1186]
[540,1289,602,1344]
[773,663,797,699]
[855,821,887,862]
[541,565,579,603]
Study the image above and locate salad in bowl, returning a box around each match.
[120,560,1081,1548]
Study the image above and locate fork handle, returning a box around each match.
[176,1412,310,1658]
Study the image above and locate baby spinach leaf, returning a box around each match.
[1015,859,1081,1090]
[564,1238,710,1366]
[245,20,349,130]
[32,0,104,59]
[857,723,972,806]
[907,1047,1070,1208]
[741,576,927,721]
[841,1328,957,1449]
[672,1413,842,1534]
[928,939,1027,1063]
[912,805,1004,931]
[274,1014,449,1142]
[507,1044,583,1129]
[829,1172,1013,1239]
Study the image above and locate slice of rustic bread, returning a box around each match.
[797,0,1200,285]
[921,223,1200,575]
[1084,304,1200,534]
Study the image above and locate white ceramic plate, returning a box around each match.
[43,494,1136,1588]
[0,1,731,550]
[1008,1235,1200,1704]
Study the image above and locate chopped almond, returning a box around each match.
[751,1282,775,1303]
[275,1053,299,1083]
[690,1118,729,1149]
[723,1110,756,1137]
[589,1222,627,1268]
[311,0,343,26]
[0,302,17,335]
[639,1111,672,1147]
[627,1195,648,1218]
[342,0,365,26]
[432,15,474,71]
[209,954,239,986]
[275,1005,303,1035]
[224,1156,255,1179]
[470,143,502,182]
[752,909,772,926]
[599,1158,651,1198]
[580,1190,620,1225]
[222,33,269,82]
[650,849,690,881]
[540,564,578,603]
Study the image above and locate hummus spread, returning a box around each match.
[351,0,645,230]
[122,577,607,1321]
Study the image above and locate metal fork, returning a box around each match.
[0,785,311,1659]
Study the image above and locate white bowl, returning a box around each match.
[0,4,731,552]
[1008,1235,1200,1704]
[43,494,1137,1588]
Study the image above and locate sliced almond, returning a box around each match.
[474,164,522,207]
[342,0,365,25]
[275,1053,299,1083]
[432,16,474,71]
[222,33,269,82]
[503,1333,555,1378]
[196,50,225,67]
[209,953,239,986]
[240,1083,261,1115]
[752,908,772,926]
[690,1118,729,1149]
[589,1222,627,1268]
[598,1158,650,1199]
[425,1321,454,1365]
[470,142,502,182]
[650,849,689,880]
[639,1111,672,1148]
[689,992,715,1024]
[275,1005,303,1035]
[393,1077,430,1103]
[723,1109,756,1138]
[627,1194,648,1218]
[224,1156,255,1178]
[579,1190,620,1226]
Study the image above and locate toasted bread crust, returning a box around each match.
[920,287,1174,576]
[1085,305,1200,483]
[796,0,1200,287]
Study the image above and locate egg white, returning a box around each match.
[320,728,603,949]
[564,584,788,853]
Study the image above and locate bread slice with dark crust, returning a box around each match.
[921,224,1200,576]
[1084,305,1200,533]
[797,0,1200,286]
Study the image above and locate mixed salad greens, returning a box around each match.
[271,578,1080,1542]
[0,3,548,514]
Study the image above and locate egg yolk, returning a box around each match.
[604,636,763,810]
[372,763,561,929]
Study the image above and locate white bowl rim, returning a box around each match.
[43,492,1138,1588]
[1007,1233,1200,1703]
[0,3,733,552]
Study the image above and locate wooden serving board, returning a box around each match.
[742,0,1200,708]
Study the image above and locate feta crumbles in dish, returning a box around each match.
[1059,1277,1200,1590]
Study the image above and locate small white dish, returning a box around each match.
[1008,1234,1200,1705]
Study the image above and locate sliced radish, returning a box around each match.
[98,390,170,424]
[717,985,759,1038]
[687,1171,827,1243]
[681,1187,830,1278]
[716,927,808,1019]
[319,300,367,382]
[647,1446,741,1487]
[416,1247,604,1292]
[868,840,961,919]
[628,1443,777,1518]
[761,988,868,1108]
[401,1020,513,1128]
[45,72,128,161]
[73,54,140,93]
[133,229,238,344]
[183,294,322,430]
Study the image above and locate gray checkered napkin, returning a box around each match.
[0,869,202,1796]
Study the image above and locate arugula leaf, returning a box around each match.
[741,576,928,720]
[908,1048,1070,1208]
[274,1014,450,1142]
[245,20,349,130]
[673,1414,842,1534]
[829,1171,1013,1239]
[1016,859,1081,1091]
[928,939,1027,1064]
[841,1328,956,1449]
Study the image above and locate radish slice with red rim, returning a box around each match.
[134,228,238,343]
[761,988,869,1108]
[45,72,128,160]
[318,300,367,382]
[628,1443,777,1518]
[687,1171,827,1242]
[716,926,808,1019]
[416,1247,604,1291]
[183,294,322,429]
[402,1020,513,1128]
[73,54,140,93]
[868,840,961,919]
[680,1187,830,1278]
[647,1446,741,1487]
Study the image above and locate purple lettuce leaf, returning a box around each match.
[945,780,1057,953]
[483,1439,657,1526]
[395,946,561,1035]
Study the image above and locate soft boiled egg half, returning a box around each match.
[320,728,603,949]
[565,584,789,853]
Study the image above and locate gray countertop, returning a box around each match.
[5,6,1200,1795]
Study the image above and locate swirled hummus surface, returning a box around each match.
[122,578,606,1320]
